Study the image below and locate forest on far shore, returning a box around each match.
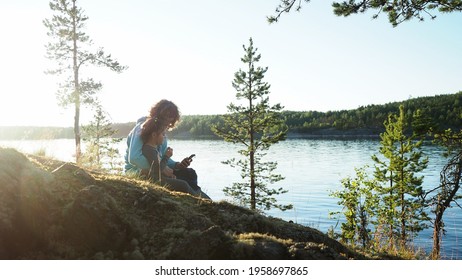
[1,91,461,141]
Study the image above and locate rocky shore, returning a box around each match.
[0,147,370,260]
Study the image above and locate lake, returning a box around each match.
[1,138,460,259]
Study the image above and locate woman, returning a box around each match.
[124,100,181,176]
[124,99,211,199]
[140,116,201,196]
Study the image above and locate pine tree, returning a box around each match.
[372,105,429,248]
[269,0,462,26]
[43,0,126,163]
[412,109,436,137]
[212,38,291,211]
[81,103,122,172]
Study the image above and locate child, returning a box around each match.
[140,117,206,198]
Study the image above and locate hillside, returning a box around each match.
[284,91,462,134]
[0,147,374,260]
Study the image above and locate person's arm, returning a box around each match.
[158,136,178,169]
[124,136,136,173]
[142,145,161,183]
[160,155,169,172]
[128,123,150,170]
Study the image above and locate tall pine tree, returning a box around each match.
[212,38,291,211]
[43,0,126,163]
[372,105,429,248]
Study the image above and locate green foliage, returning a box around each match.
[332,0,462,27]
[332,106,431,254]
[330,166,379,249]
[212,38,291,212]
[427,128,462,259]
[283,92,462,134]
[222,150,291,211]
[43,0,126,162]
[269,0,462,26]
[99,92,462,140]
[412,109,436,137]
[81,104,123,173]
[169,115,223,139]
[372,105,429,248]
[2,93,461,141]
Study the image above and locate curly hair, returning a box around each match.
[149,100,180,129]
[140,117,167,143]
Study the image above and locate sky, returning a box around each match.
[0,0,461,127]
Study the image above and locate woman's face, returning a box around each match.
[153,130,166,145]
[165,116,177,130]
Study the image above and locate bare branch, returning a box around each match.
[268,0,311,23]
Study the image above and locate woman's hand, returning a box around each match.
[176,157,192,169]
[165,147,173,158]
[162,167,176,178]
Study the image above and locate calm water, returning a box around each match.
[1,138,460,259]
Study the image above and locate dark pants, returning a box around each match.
[174,168,211,200]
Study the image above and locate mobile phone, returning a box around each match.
[188,154,196,160]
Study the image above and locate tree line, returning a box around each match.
[285,92,462,132]
[166,91,462,139]
[2,91,461,140]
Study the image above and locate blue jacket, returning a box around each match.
[124,117,177,174]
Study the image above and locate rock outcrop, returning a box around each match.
[0,147,365,260]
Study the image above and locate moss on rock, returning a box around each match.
[0,147,367,260]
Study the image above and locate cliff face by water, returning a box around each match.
[0,147,366,260]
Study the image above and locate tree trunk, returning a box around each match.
[399,141,406,246]
[249,95,256,210]
[248,60,256,210]
[250,149,256,210]
[72,0,81,164]
[431,155,462,259]
[388,172,394,250]
[74,103,81,163]
[431,203,443,260]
